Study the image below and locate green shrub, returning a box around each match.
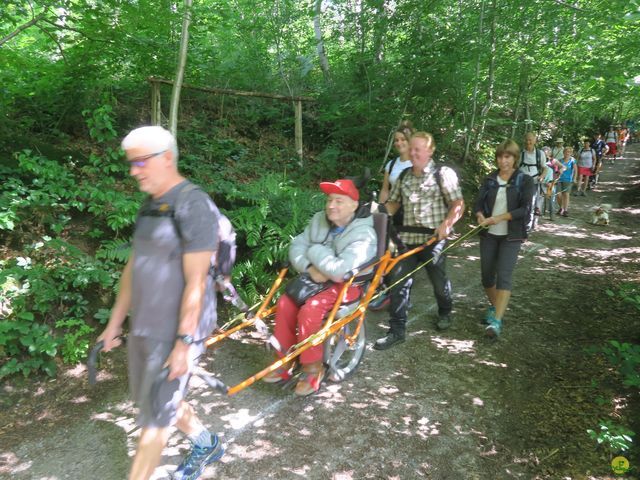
[587,420,634,454]
[224,174,324,303]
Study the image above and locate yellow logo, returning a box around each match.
[611,456,630,475]
[158,203,170,212]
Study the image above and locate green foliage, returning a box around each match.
[224,174,324,303]
[0,238,116,378]
[587,420,635,454]
[601,341,640,388]
[0,104,133,378]
[606,283,640,312]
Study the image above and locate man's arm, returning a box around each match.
[166,250,214,380]
[97,254,133,351]
[436,199,465,240]
[384,201,401,216]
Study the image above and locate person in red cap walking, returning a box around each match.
[263,179,377,395]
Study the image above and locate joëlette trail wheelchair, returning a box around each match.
[89,211,447,397]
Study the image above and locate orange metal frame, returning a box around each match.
[205,239,436,396]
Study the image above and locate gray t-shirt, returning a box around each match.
[130,180,219,342]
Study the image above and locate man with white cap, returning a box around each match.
[263,179,377,395]
[552,138,564,160]
[97,126,224,480]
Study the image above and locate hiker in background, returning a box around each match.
[619,126,629,158]
[474,139,535,338]
[374,132,465,350]
[576,138,597,197]
[605,126,619,164]
[519,132,548,230]
[263,179,377,396]
[541,146,566,219]
[373,121,415,311]
[557,146,577,217]
[591,133,608,189]
[551,138,565,160]
[379,121,415,205]
[97,126,224,480]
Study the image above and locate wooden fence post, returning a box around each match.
[295,100,303,166]
[151,81,161,126]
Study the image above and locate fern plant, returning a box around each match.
[223,174,324,304]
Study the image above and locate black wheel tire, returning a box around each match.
[323,318,366,382]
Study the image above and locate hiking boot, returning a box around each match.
[482,306,496,325]
[534,207,541,216]
[485,318,502,339]
[373,331,405,350]
[294,362,325,396]
[562,210,569,217]
[173,433,224,480]
[436,314,452,330]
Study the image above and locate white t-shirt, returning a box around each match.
[489,176,509,236]
[384,157,413,186]
[578,149,595,168]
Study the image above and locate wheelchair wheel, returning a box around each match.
[323,317,366,382]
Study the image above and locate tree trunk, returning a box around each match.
[168,0,193,138]
[314,0,331,82]
[463,0,486,163]
[474,0,498,150]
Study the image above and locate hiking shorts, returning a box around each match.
[558,181,573,193]
[578,167,592,177]
[127,335,205,428]
[479,234,522,291]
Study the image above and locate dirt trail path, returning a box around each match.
[1,145,639,480]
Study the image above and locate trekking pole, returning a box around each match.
[150,366,229,416]
[369,224,486,302]
[87,336,126,386]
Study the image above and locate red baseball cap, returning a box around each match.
[319,179,359,201]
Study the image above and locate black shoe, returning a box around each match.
[373,332,405,350]
[436,314,452,330]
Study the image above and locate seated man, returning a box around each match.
[263,179,377,395]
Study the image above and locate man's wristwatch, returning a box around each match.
[176,334,195,345]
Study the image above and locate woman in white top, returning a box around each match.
[474,139,534,338]
[379,121,414,203]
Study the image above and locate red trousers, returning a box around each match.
[273,283,362,365]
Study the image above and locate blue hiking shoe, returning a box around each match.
[485,317,502,339]
[482,306,496,325]
[172,433,224,480]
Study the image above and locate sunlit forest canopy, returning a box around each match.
[2,0,639,166]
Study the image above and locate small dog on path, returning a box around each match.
[590,204,611,225]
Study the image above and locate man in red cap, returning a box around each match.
[262,179,377,395]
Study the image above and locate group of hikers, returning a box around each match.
[95,121,623,479]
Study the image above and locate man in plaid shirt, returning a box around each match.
[374,132,465,350]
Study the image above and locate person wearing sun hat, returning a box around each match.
[262,178,377,396]
[552,138,564,160]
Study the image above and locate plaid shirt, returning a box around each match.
[388,161,463,245]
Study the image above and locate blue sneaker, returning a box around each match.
[172,433,224,480]
[483,306,496,325]
[485,317,502,338]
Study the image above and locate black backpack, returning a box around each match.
[520,148,544,177]
[137,182,236,277]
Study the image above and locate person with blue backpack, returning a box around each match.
[474,139,535,338]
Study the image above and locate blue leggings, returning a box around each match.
[479,234,522,290]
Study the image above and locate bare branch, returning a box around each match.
[0,11,47,47]
[35,23,67,63]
